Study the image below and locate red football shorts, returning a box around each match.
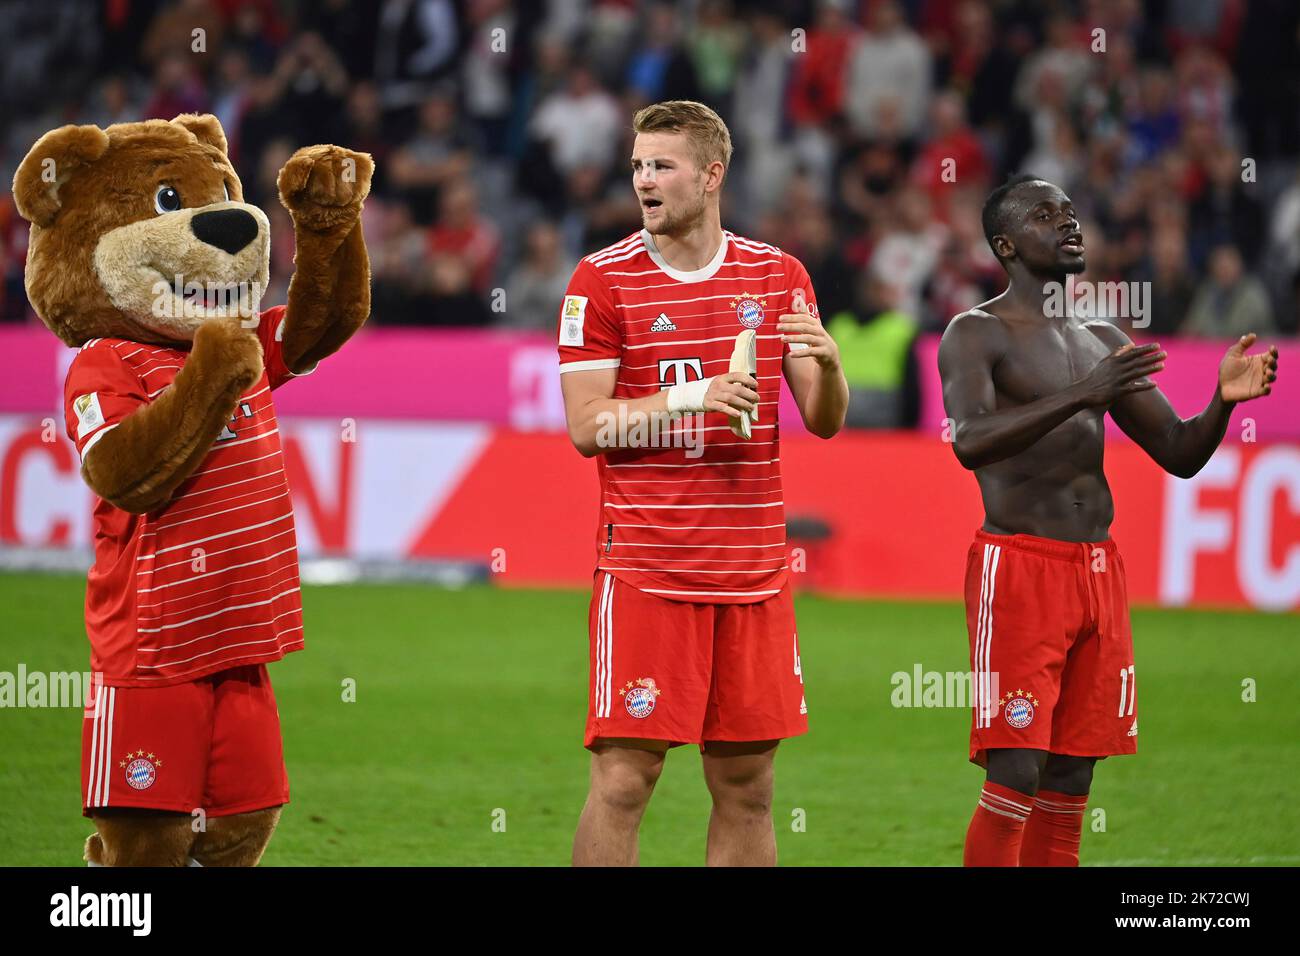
[82,664,289,817]
[965,530,1137,765]
[585,572,808,748]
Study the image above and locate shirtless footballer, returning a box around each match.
[939,175,1278,866]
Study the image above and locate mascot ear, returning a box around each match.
[12,124,110,227]
[171,113,229,156]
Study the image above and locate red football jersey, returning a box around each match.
[64,306,308,687]
[558,229,817,604]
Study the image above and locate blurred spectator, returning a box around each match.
[558,164,641,256]
[846,0,930,141]
[374,0,460,110]
[389,91,473,224]
[502,222,574,330]
[928,188,1003,324]
[1174,44,1234,138]
[827,274,920,429]
[1183,246,1276,338]
[340,82,396,195]
[211,48,256,166]
[427,179,500,297]
[788,204,853,321]
[1013,13,1092,114]
[1266,168,1300,334]
[786,0,855,129]
[530,63,622,178]
[306,0,379,81]
[946,0,1020,131]
[1138,229,1198,337]
[461,0,518,156]
[839,140,907,231]
[910,91,991,220]
[78,74,144,129]
[624,3,699,105]
[871,188,947,327]
[251,137,295,212]
[732,9,794,217]
[1189,146,1265,267]
[144,53,209,119]
[141,0,225,69]
[1125,67,1181,167]
[685,0,743,113]
[1,194,25,323]
[261,33,349,144]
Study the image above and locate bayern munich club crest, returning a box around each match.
[120,750,161,790]
[731,293,767,330]
[620,677,661,719]
[999,690,1039,729]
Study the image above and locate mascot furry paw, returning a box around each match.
[12,114,372,866]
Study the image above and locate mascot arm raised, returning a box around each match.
[82,320,264,514]
[275,145,373,374]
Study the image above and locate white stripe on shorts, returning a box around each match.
[86,683,103,807]
[976,545,1001,729]
[596,573,614,718]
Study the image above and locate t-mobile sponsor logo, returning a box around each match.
[658,356,703,386]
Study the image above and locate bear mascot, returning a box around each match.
[12,113,372,865]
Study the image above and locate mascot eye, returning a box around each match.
[154,186,182,214]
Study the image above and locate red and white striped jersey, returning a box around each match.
[558,229,818,604]
[64,306,306,687]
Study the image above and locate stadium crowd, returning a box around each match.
[1,0,1297,425]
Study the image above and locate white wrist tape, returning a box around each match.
[666,376,714,414]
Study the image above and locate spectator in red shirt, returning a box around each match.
[786,0,857,129]
[427,178,501,295]
[910,90,991,220]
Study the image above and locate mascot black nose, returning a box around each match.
[190,208,259,255]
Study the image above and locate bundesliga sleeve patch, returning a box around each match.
[560,295,588,347]
[73,392,106,439]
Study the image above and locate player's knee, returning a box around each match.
[191,806,282,867]
[90,811,194,867]
[985,749,1044,797]
[1041,756,1095,796]
[706,763,774,816]
[592,757,663,815]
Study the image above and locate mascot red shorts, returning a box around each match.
[82,664,288,817]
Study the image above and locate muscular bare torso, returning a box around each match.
[961,305,1120,542]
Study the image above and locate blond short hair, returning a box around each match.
[632,100,733,174]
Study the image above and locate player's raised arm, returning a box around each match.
[937,310,1164,470]
[1100,325,1279,479]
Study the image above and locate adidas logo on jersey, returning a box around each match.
[1127,719,1138,737]
[650,313,677,333]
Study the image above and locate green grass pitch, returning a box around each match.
[1,573,1296,866]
